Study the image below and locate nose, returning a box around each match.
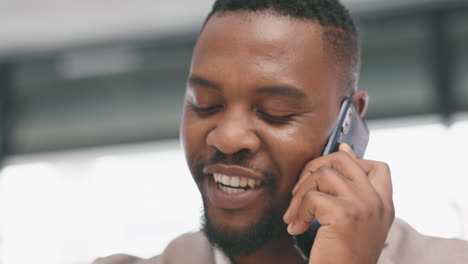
[206,110,261,155]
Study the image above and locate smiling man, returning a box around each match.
[94,1,468,264]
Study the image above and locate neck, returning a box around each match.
[229,234,305,264]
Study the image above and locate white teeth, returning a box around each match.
[213,173,261,191]
[239,177,248,188]
[247,178,256,188]
[220,185,246,194]
[230,176,240,187]
[222,175,230,185]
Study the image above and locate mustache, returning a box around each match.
[192,149,276,187]
[206,149,252,167]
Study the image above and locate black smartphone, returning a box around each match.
[292,97,370,261]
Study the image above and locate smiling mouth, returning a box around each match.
[213,173,262,194]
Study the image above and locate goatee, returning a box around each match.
[200,198,288,257]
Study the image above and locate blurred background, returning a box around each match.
[0,0,467,263]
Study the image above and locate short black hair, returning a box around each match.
[203,0,360,94]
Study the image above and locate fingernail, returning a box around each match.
[287,222,294,234]
[340,142,350,151]
[340,143,354,154]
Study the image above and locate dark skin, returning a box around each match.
[181,11,394,264]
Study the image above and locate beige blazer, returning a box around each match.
[93,219,468,264]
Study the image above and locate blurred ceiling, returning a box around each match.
[0,0,463,56]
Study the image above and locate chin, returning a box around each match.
[200,198,288,257]
[206,206,262,233]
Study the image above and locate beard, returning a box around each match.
[191,149,290,258]
[200,198,288,258]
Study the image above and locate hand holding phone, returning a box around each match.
[283,98,394,264]
[292,98,369,261]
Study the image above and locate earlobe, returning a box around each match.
[350,91,369,117]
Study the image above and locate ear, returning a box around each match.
[350,91,369,117]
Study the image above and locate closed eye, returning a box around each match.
[257,110,297,124]
[190,104,223,115]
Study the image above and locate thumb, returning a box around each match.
[338,142,359,159]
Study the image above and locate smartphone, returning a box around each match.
[292,97,370,261]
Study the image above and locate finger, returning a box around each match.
[350,159,394,221]
[285,179,316,224]
[284,167,353,224]
[361,160,393,206]
[293,151,366,194]
[339,142,359,160]
[292,166,314,194]
[287,190,343,235]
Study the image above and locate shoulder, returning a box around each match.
[156,231,214,263]
[93,232,214,264]
[93,254,143,264]
[379,218,468,264]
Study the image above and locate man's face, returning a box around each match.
[181,12,344,253]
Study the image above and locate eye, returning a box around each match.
[190,104,223,115]
[257,110,297,124]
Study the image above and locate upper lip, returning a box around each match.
[203,164,265,182]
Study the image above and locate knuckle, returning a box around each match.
[386,201,396,220]
[376,161,391,174]
[389,205,396,220]
[305,155,327,171]
[311,167,336,187]
[371,202,384,220]
[304,190,318,203]
[370,196,394,221]
[334,151,349,160]
[311,166,331,181]
[341,202,361,222]
[315,166,332,175]
[381,202,396,228]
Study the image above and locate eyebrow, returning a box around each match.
[255,85,306,99]
[188,76,306,100]
[188,76,221,90]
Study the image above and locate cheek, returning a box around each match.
[262,122,332,193]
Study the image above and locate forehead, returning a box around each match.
[190,11,338,98]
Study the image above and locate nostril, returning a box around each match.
[206,119,261,154]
